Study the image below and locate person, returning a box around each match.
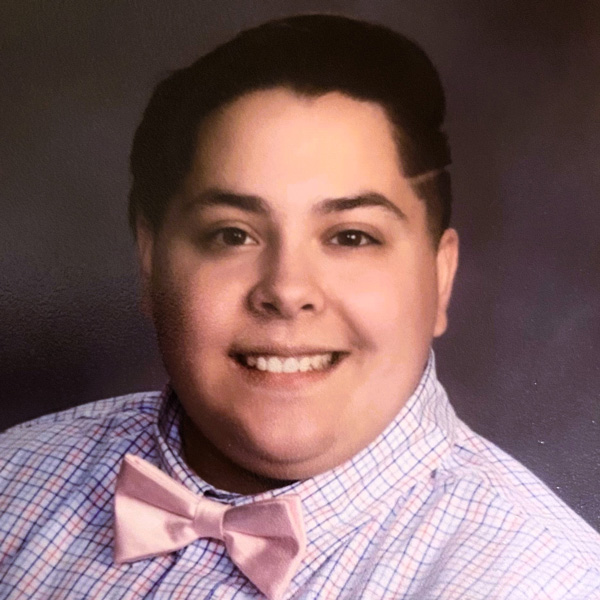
[1,13,599,600]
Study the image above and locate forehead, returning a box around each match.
[184,87,416,213]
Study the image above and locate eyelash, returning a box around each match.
[328,229,381,247]
[204,227,381,249]
[208,227,257,247]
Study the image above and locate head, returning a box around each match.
[129,13,453,243]
[131,14,459,492]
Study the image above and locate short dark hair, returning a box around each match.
[128,13,452,242]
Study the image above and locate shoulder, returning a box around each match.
[419,420,600,592]
[0,392,165,577]
[2,391,162,439]
[446,422,599,542]
[0,392,163,491]
[374,418,600,597]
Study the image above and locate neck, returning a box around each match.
[181,414,297,495]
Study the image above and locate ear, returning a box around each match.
[433,228,459,337]
[135,218,155,318]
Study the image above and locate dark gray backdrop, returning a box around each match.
[2,0,599,530]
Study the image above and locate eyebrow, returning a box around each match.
[184,190,269,215]
[186,189,407,222]
[313,193,407,222]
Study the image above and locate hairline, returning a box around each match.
[135,84,445,247]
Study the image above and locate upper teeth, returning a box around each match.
[244,353,333,373]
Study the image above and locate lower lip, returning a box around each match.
[230,355,346,388]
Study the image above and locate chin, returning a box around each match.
[226,420,339,480]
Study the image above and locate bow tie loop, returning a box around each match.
[114,454,306,600]
[193,498,227,540]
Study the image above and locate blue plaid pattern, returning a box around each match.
[1,355,599,599]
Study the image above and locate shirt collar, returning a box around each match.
[153,350,456,536]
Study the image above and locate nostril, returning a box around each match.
[261,301,280,314]
[247,279,325,318]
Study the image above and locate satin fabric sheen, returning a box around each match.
[114,454,306,600]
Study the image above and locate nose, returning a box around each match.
[247,244,325,319]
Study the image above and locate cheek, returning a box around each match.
[330,255,438,350]
[151,252,248,352]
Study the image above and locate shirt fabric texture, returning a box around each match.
[1,356,599,599]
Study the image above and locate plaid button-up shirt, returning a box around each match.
[1,356,599,599]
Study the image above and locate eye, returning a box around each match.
[329,229,380,247]
[210,227,257,247]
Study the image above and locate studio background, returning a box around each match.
[1,0,599,530]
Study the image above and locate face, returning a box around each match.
[138,88,458,491]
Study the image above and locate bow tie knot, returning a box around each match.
[114,454,306,600]
[193,498,227,539]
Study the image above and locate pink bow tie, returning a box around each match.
[114,454,306,600]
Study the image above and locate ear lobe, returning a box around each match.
[433,228,459,337]
[135,218,155,318]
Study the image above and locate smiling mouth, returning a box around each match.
[231,351,346,374]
